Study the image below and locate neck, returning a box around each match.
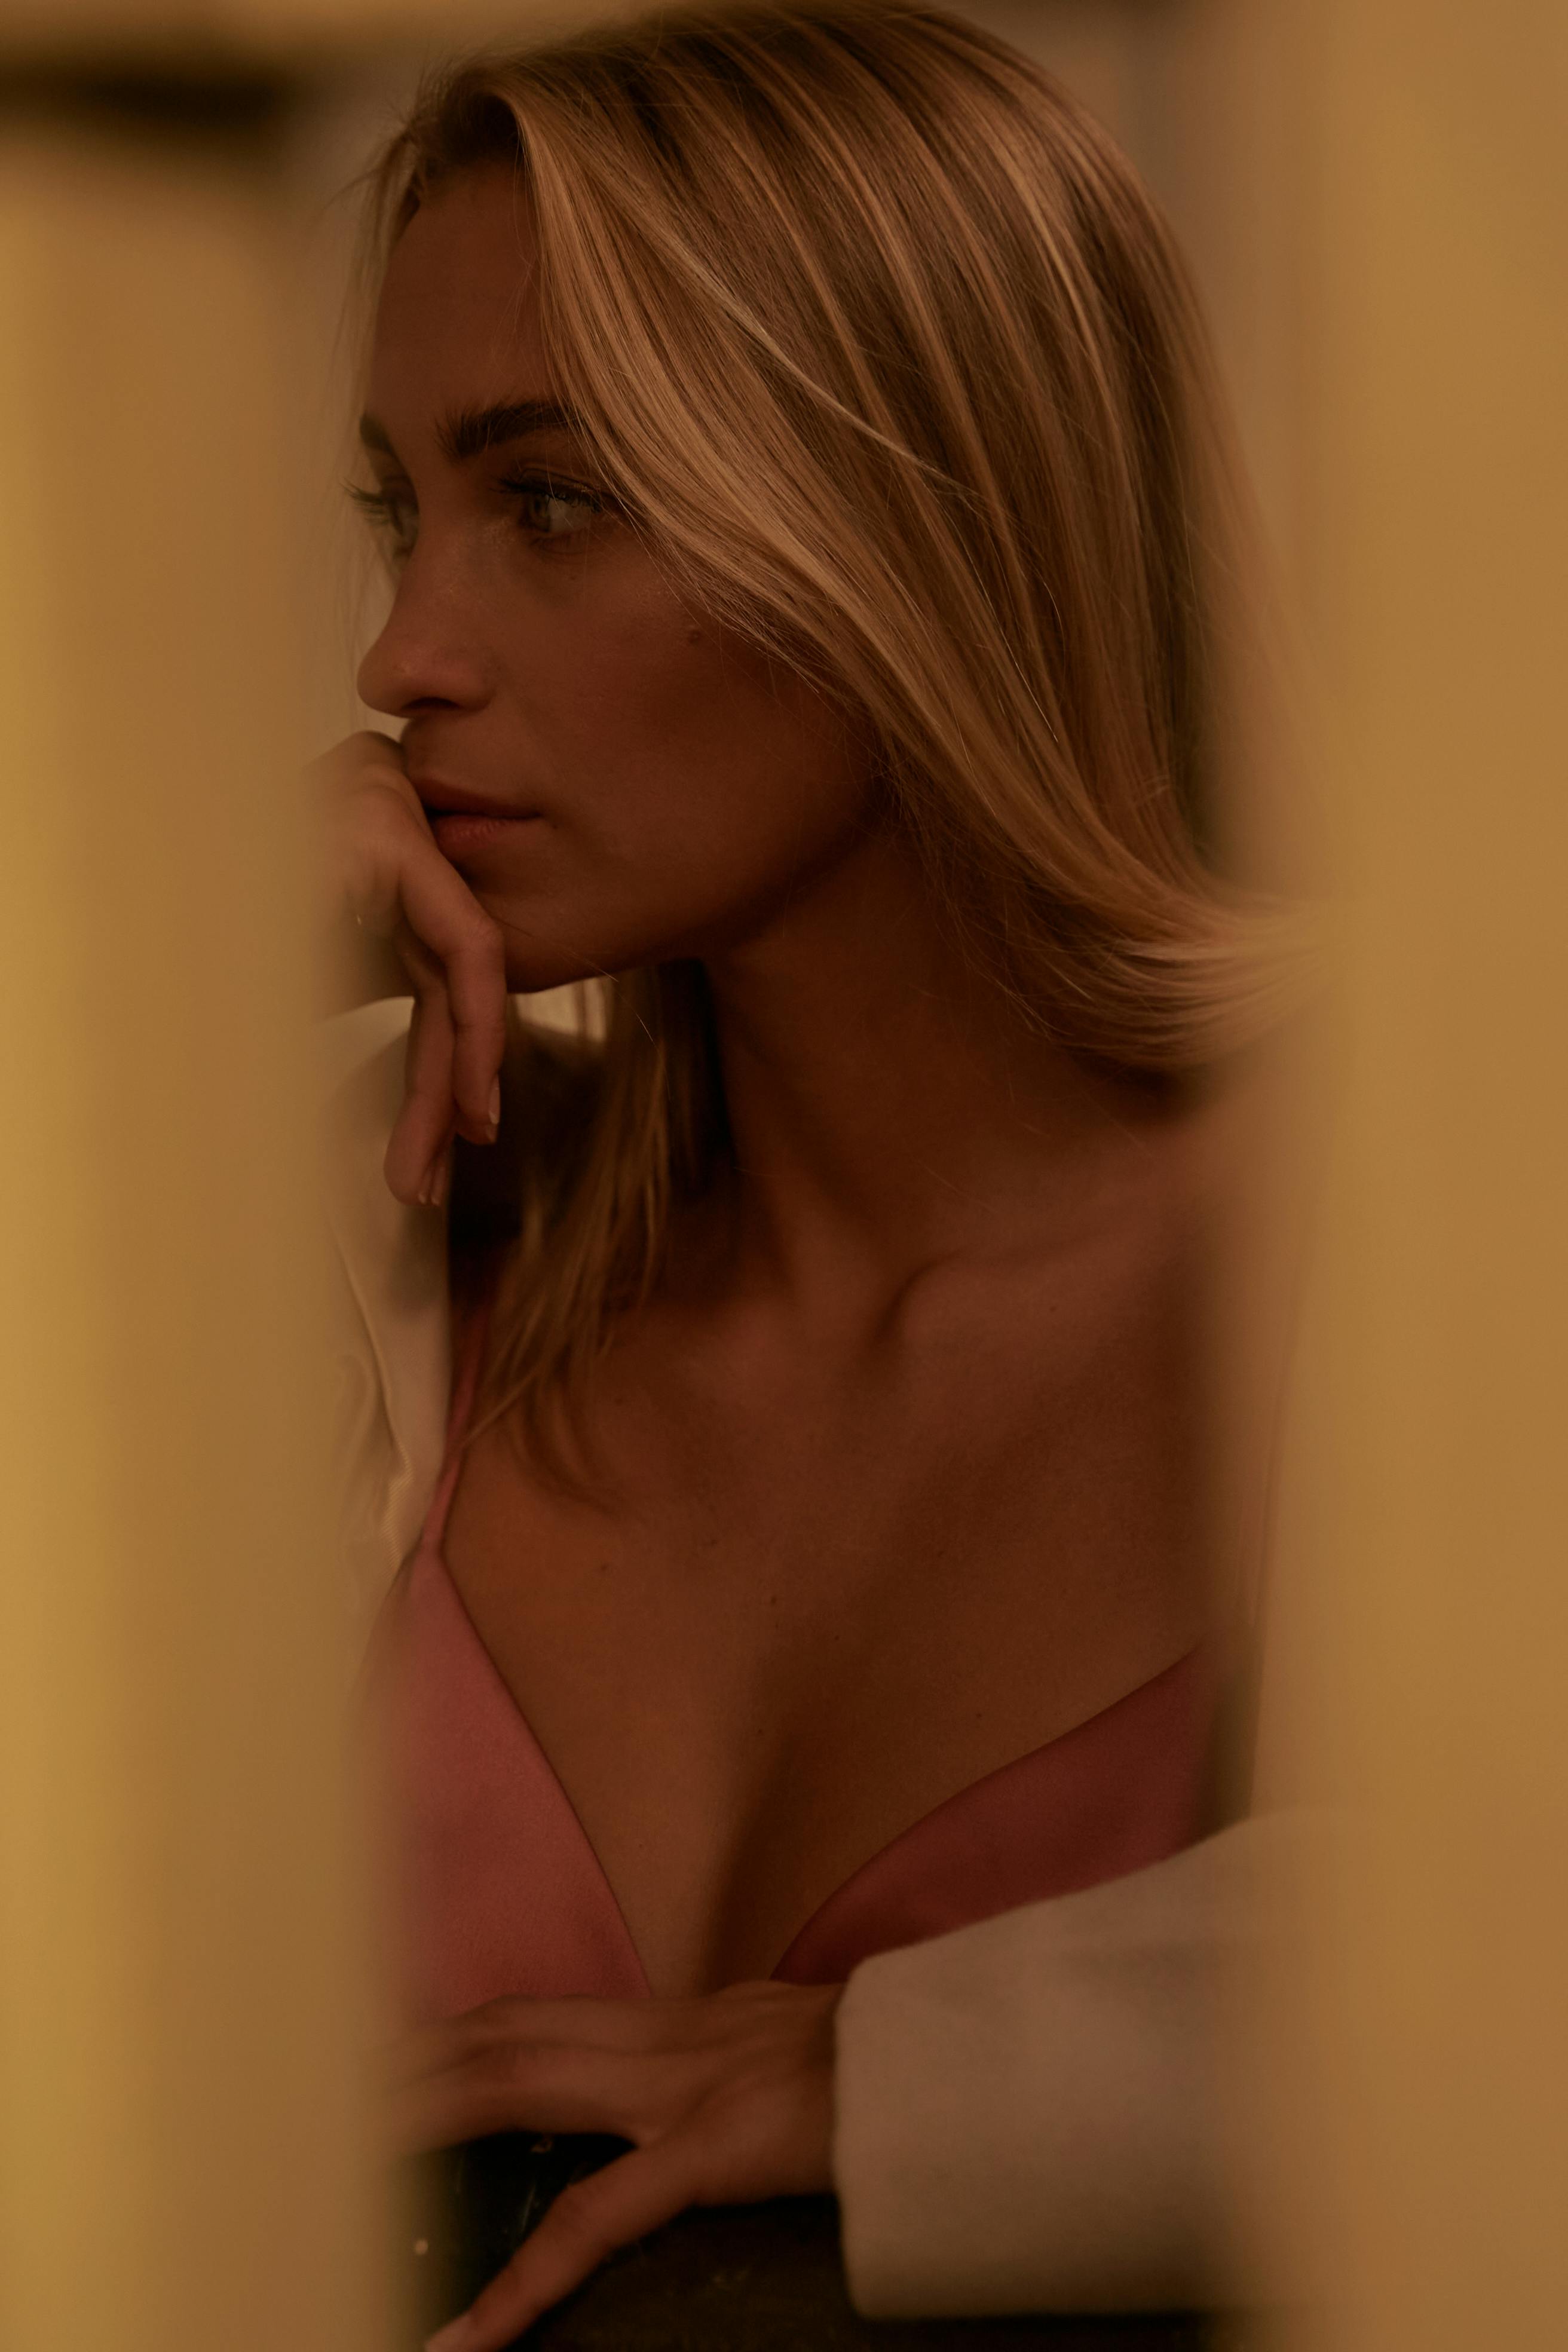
[696,828,1174,1303]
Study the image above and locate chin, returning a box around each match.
[494,905,713,998]
[500,935,650,997]
[504,953,611,997]
[483,862,748,990]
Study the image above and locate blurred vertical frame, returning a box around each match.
[0,57,385,2352]
[1257,0,1568,2344]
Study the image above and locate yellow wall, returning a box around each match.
[0,120,384,2352]
[1279,1,1568,2340]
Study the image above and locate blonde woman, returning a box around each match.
[320,5,1312,2341]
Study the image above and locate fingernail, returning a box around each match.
[429,1152,450,1209]
[486,1077,501,1137]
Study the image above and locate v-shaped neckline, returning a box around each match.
[373,1284,1218,2008]
[397,1533,1210,1994]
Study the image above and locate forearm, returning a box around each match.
[831,1812,1320,2318]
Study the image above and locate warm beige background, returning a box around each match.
[1,4,1563,2348]
[0,123,386,2352]
[1268,5,1568,2342]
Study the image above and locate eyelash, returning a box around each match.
[346,484,406,539]
[504,473,607,534]
[346,473,606,550]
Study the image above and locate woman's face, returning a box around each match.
[357,164,875,992]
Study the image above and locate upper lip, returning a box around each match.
[411,777,536,820]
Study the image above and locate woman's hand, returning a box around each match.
[313,730,508,1207]
[387,1980,843,2350]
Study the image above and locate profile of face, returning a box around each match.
[357,164,876,994]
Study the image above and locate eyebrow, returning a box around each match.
[357,398,580,467]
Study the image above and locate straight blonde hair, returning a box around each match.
[365,0,1313,1460]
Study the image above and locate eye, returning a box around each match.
[347,480,417,561]
[501,472,605,541]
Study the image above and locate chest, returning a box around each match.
[439,1248,1218,1992]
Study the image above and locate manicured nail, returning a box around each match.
[486,1077,501,1137]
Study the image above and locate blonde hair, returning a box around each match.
[365,0,1313,1459]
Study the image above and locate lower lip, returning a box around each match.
[428,810,543,856]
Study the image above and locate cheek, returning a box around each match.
[518,608,869,909]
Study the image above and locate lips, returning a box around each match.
[412,779,537,823]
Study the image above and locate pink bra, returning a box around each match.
[358,1305,1220,2023]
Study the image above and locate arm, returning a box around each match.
[392,1813,1319,2350]
[833,1809,1318,2317]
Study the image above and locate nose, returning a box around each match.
[356,563,489,719]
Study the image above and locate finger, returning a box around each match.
[384,982,456,1206]
[383,1984,843,2116]
[385,2041,694,2158]
[393,856,506,1140]
[423,2137,706,2352]
[381,1995,711,2094]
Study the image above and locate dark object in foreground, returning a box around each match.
[394,2132,1230,2351]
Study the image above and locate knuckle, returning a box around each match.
[455,906,505,957]
[517,2039,584,2099]
[486,1996,535,2036]
[501,2039,541,2093]
[459,2045,509,2096]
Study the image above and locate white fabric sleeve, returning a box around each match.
[318,1001,452,1682]
[832,1809,1317,2317]
[317,991,598,1680]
